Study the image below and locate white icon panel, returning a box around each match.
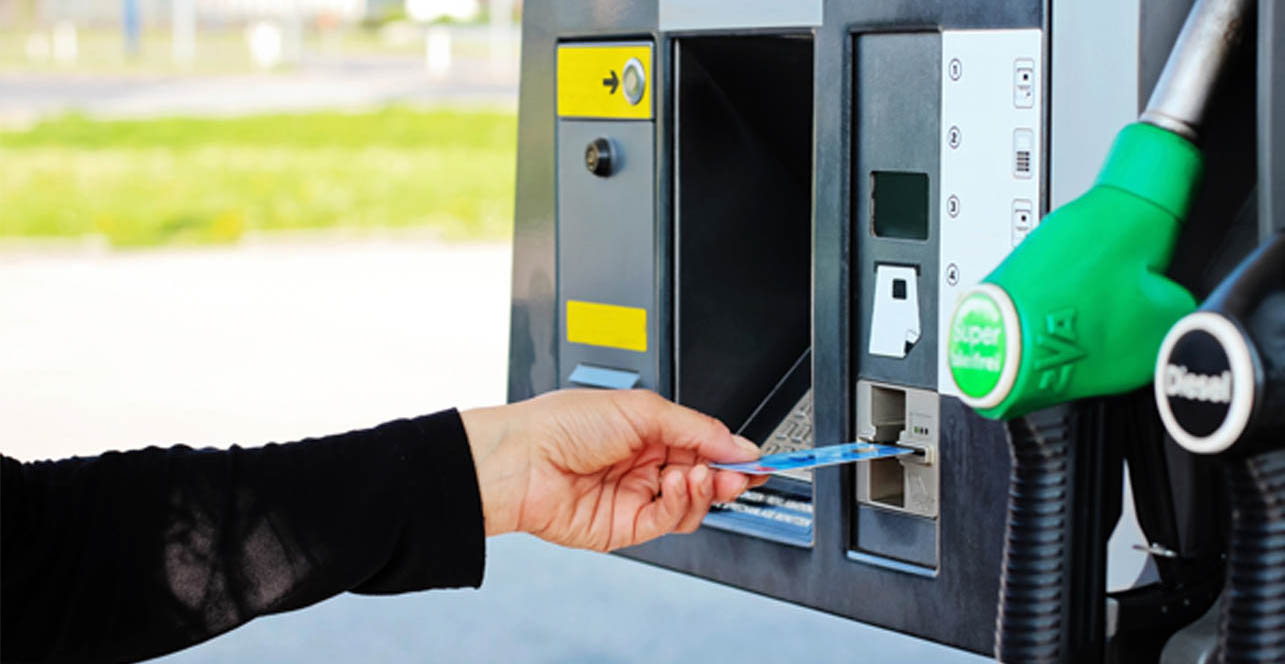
[938,30,1044,397]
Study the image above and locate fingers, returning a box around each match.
[614,390,761,464]
[711,468,750,503]
[710,469,766,501]
[629,468,689,546]
[674,465,715,533]
[628,464,740,546]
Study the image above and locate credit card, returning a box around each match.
[711,441,915,475]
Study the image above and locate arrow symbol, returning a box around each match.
[602,70,619,94]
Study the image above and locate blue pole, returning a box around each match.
[123,0,140,56]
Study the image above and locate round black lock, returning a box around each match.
[585,138,614,177]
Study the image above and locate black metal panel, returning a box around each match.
[851,31,941,391]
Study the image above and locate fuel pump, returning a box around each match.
[1154,233,1285,663]
[944,0,1254,661]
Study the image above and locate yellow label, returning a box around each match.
[566,300,648,352]
[557,43,653,119]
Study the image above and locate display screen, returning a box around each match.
[871,171,929,240]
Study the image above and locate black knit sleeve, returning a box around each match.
[0,409,485,664]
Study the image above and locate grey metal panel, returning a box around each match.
[1138,0,1199,113]
[508,8,558,402]
[508,0,662,404]
[658,0,821,31]
[1048,0,1222,227]
[1049,0,1140,208]
[557,120,659,390]
[853,31,941,391]
[1262,0,1285,238]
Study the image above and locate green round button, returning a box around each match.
[949,290,1010,400]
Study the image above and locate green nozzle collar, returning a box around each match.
[1096,122,1203,220]
[948,284,1021,409]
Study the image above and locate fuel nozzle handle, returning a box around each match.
[945,0,1255,420]
[1154,233,1285,664]
[1141,0,1254,143]
[946,124,1202,419]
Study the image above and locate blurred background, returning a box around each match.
[0,1,984,661]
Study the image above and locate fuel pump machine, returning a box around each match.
[506,1,1282,660]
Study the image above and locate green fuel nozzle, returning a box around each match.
[945,0,1251,421]
[947,123,1203,419]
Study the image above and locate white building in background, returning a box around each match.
[200,0,369,22]
[405,0,479,23]
[23,0,375,26]
[19,0,513,26]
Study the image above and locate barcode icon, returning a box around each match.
[1015,150,1031,174]
[1013,128,1034,179]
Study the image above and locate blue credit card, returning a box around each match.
[710,441,915,475]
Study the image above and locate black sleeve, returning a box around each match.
[1,409,485,664]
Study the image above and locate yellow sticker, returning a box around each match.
[566,300,648,352]
[557,43,653,119]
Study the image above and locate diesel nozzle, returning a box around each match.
[1154,232,1285,663]
[1155,233,1285,456]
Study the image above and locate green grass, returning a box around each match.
[0,107,517,247]
[0,25,499,75]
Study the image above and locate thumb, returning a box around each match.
[613,390,761,463]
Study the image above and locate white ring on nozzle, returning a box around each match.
[1153,311,1256,454]
[953,283,1022,411]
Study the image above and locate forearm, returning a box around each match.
[0,410,484,663]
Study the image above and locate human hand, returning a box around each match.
[460,389,768,551]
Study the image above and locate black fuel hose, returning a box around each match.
[1219,449,1285,663]
[996,404,1110,663]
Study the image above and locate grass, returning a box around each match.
[0,25,502,75]
[0,107,517,247]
